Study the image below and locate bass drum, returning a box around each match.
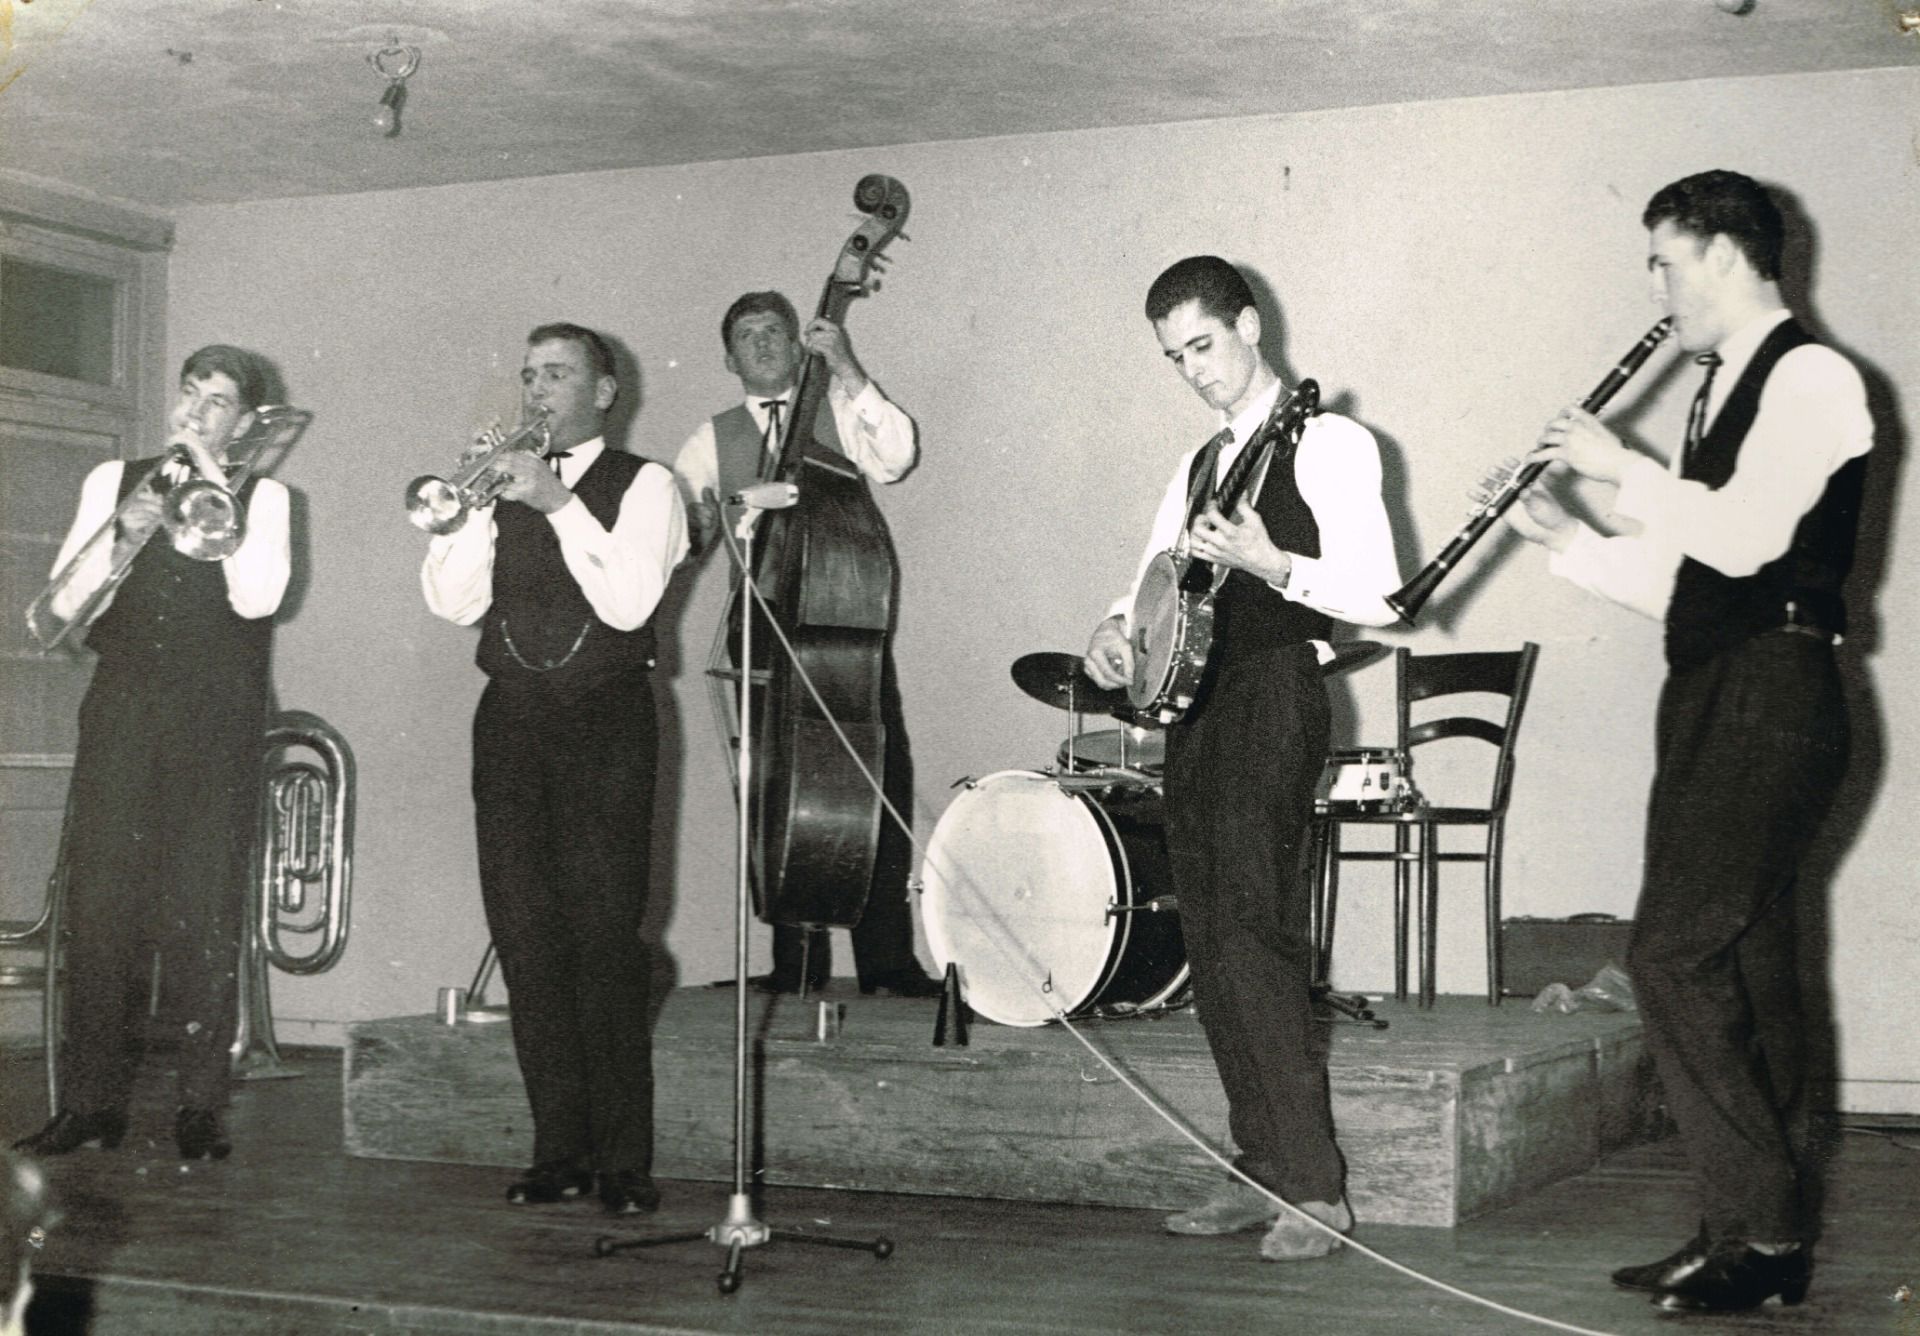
[920,770,1186,1027]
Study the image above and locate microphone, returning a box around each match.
[729,481,800,510]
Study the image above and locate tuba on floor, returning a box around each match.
[231,710,356,1080]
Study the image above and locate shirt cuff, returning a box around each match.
[543,492,596,539]
[1611,454,1673,526]
[1547,521,1607,581]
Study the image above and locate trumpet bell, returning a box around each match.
[404,475,467,535]
[164,480,246,560]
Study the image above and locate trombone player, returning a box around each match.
[14,345,292,1163]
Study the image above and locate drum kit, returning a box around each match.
[918,642,1389,1029]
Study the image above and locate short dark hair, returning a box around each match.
[2,1150,52,1321]
[721,291,800,350]
[1144,256,1257,326]
[1642,170,1784,281]
[526,322,616,380]
[181,345,273,410]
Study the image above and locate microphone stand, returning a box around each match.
[595,482,894,1294]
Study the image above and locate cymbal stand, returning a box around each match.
[595,484,894,1294]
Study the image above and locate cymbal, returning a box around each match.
[1324,640,1389,675]
[1010,651,1131,714]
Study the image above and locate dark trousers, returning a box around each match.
[61,660,262,1114]
[473,672,658,1173]
[770,649,920,987]
[1630,631,1847,1245]
[1161,644,1344,1204]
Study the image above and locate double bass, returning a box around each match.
[719,175,911,932]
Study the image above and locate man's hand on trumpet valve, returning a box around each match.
[1084,614,1133,691]
[488,445,573,515]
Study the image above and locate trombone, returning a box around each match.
[404,406,553,535]
[24,405,314,653]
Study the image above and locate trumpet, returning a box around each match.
[1385,317,1674,624]
[404,407,553,534]
[25,405,314,653]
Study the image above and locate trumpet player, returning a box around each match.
[14,345,291,1164]
[1503,171,1873,1314]
[420,322,687,1217]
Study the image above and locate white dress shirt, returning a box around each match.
[44,458,290,625]
[1550,309,1874,621]
[672,378,917,520]
[1109,377,1402,641]
[420,437,688,631]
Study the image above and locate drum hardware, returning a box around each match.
[1311,984,1387,1029]
[932,963,970,1047]
[1010,651,1132,716]
[1105,895,1179,921]
[1315,748,1419,815]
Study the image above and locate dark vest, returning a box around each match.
[1665,319,1864,672]
[476,448,659,688]
[84,460,273,689]
[711,399,852,527]
[1204,417,1333,669]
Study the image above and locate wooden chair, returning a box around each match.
[0,804,69,1114]
[1311,642,1540,1006]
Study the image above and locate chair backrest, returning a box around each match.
[1394,642,1540,813]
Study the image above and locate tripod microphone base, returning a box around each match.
[595,1191,894,1294]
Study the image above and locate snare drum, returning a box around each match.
[920,770,1186,1027]
[1314,747,1410,814]
[1055,724,1166,775]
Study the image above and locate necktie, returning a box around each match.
[1682,352,1722,473]
[1184,427,1234,526]
[547,447,572,478]
[760,400,786,452]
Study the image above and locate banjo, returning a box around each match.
[1127,379,1320,724]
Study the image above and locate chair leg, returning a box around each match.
[1484,821,1504,1006]
[1419,824,1439,1008]
[1391,824,1410,1003]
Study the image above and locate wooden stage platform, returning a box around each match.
[345,988,1662,1228]
[9,1047,1914,1336]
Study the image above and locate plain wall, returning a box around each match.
[166,66,1919,1111]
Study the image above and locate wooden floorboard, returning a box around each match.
[4,1048,1916,1335]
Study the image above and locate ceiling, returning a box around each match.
[0,0,1912,211]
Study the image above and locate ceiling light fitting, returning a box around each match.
[368,42,421,139]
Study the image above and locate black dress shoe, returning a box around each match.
[598,1169,661,1216]
[12,1108,128,1155]
[1652,1242,1812,1313]
[859,968,944,998]
[505,1160,594,1204]
[175,1107,232,1161]
[1611,1226,1711,1292]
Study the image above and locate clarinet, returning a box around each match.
[1385,316,1673,625]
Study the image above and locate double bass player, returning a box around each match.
[674,289,941,999]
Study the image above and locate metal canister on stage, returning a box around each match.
[438,986,467,1025]
[816,1000,845,1043]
